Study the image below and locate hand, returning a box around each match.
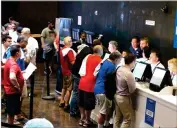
[22,70,26,73]
[23,48,27,52]
[14,86,20,92]
[41,44,44,49]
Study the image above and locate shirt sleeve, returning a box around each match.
[67,50,75,63]
[41,29,46,38]
[10,64,18,74]
[126,72,136,93]
[34,38,39,49]
[6,48,11,59]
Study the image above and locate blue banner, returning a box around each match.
[144,98,156,127]
[58,18,72,41]
[174,10,177,48]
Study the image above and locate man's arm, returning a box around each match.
[68,50,75,65]
[126,72,136,93]
[41,29,46,49]
[9,72,20,91]
[54,36,59,52]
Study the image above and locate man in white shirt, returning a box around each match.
[147,50,165,73]
[9,23,18,43]
[21,27,39,65]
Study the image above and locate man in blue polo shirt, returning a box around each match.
[4,36,27,71]
[129,36,142,58]
[94,52,122,128]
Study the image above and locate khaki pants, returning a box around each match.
[113,95,133,128]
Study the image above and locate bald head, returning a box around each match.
[93,45,103,57]
[64,36,72,47]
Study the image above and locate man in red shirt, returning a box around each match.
[78,45,103,127]
[3,45,24,124]
[59,36,76,111]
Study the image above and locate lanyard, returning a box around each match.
[152,62,161,73]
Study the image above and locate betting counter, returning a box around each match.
[133,82,177,128]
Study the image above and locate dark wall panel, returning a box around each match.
[58,1,177,66]
[1,2,19,25]
[16,2,57,34]
[2,1,58,34]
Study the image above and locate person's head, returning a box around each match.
[64,36,72,47]
[142,46,150,59]
[80,32,86,41]
[92,39,102,47]
[48,21,54,29]
[124,53,136,69]
[10,44,21,59]
[21,27,31,37]
[122,50,129,57]
[17,35,28,48]
[109,51,122,65]
[2,35,12,48]
[140,37,149,50]
[131,36,140,49]
[168,58,177,74]
[24,118,54,128]
[108,41,118,53]
[11,23,17,31]
[17,26,23,35]
[149,50,161,64]
[93,45,103,57]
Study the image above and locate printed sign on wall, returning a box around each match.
[174,10,177,48]
[144,98,156,127]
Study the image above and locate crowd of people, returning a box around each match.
[1,17,39,125]
[1,17,177,128]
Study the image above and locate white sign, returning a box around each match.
[145,20,155,26]
[78,16,82,25]
[23,62,37,80]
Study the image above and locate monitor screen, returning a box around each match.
[150,68,166,86]
[72,28,80,41]
[84,30,95,44]
[133,62,147,79]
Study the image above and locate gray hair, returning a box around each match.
[22,27,31,34]
[17,35,28,43]
[93,45,103,56]
[109,40,118,49]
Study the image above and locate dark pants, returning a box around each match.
[55,53,63,94]
[70,74,80,116]
[43,49,55,71]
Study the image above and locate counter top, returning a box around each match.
[136,82,177,109]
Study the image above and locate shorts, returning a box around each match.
[78,89,95,110]
[63,75,72,91]
[95,94,112,115]
[6,94,21,116]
